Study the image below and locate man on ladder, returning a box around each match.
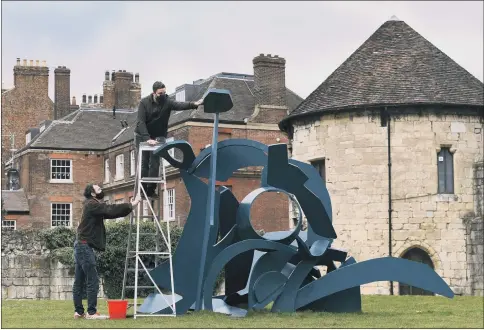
[134,81,203,198]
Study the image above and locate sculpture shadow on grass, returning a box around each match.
[138,139,454,317]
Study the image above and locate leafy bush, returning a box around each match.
[40,221,227,299]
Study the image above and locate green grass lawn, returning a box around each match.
[1,296,482,328]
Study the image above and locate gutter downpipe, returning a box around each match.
[386,107,394,295]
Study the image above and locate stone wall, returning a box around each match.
[1,229,104,300]
[291,109,483,295]
[474,162,483,217]
[466,216,483,296]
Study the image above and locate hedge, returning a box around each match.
[40,221,228,299]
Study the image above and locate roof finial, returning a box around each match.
[389,15,400,21]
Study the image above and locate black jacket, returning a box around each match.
[135,94,198,141]
[77,199,133,251]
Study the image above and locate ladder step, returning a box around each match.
[138,233,158,236]
[127,268,154,272]
[127,253,171,258]
[140,177,165,183]
[125,286,157,289]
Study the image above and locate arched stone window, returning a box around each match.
[399,247,435,296]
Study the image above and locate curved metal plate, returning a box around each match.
[295,257,455,310]
[202,240,297,311]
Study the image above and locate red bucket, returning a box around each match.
[107,300,128,319]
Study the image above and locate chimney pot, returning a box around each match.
[42,60,46,67]
[16,58,20,66]
[72,96,77,105]
[88,95,93,104]
[135,73,139,83]
[267,54,271,57]
[100,95,104,104]
[105,71,109,80]
[94,94,98,103]
[23,59,27,66]
[274,55,278,58]
[36,60,40,66]
[259,53,264,56]
[30,60,34,66]
[58,66,62,69]
[82,94,87,103]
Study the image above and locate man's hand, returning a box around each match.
[131,194,142,207]
[147,139,158,145]
[194,98,204,107]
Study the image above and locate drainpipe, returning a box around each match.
[381,107,393,295]
[386,108,394,295]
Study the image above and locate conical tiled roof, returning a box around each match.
[280,18,483,128]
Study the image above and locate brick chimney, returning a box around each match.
[102,71,115,109]
[129,72,141,109]
[253,53,286,107]
[54,66,71,119]
[13,58,49,95]
[249,54,288,124]
[114,70,133,109]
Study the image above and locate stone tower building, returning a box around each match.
[280,18,483,296]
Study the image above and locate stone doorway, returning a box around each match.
[399,247,435,296]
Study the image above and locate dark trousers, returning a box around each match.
[134,134,165,195]
[72,241,99,315]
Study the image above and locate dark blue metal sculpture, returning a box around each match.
[139,88,454,317]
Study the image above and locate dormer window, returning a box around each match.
[176,90,185,102]
[25,132,31,145]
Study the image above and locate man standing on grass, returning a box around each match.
[73,184,141,319]
[134,81,203,199]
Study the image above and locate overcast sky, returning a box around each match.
[1,1,483,102]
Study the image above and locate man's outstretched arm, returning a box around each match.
[89,195,141,219]
[170,98,203,111]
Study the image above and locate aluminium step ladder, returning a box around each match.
[120,142,177,318]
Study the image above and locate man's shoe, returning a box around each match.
[85,312,109,320]
[74,312,85,319]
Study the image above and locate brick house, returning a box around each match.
[279,17,483,295]
[3,54,303,233]
[1,58,80,190]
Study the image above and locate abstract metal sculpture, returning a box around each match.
[137,88,454,317]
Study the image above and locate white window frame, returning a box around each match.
[175,90,185,102]
[162,137,175,167]
[26,132,31,145]
[164,188,175,221]
[51,203,73,228]
[50,159,73,183]
[130,150,135,176]
[2,220,16,231]
[115,154,124,181]
[104,159,110,183]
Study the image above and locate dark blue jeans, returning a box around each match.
[73,241,99,315]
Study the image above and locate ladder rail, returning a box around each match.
[121,139,177,318]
